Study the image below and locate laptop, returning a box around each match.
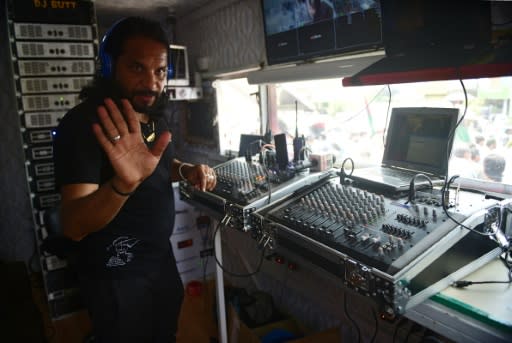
[349,107,459,192]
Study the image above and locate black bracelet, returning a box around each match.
[110,181,134,197]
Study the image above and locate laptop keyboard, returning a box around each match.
[381,168,414,180]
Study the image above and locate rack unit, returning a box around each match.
[5,0,97,319]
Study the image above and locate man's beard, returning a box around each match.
[114,85,168,118]
[130,89,162,114]
[80,78,169,119]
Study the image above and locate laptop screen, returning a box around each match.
[382,107,459,176]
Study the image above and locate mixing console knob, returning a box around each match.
[325,229,334,238]
[424,207,428,216]
[397,238,404,249]
[375,207,384,217]
[377,246,385,256]
[432,209,437,221]
[361,233,370,242]
[361,213,368,224]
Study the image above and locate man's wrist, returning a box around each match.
[110,178,137,197]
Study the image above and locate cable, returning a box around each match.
[407,173,433,204]
[392,317,408,343]
[442,79,469,192]
[278,265,290,307]
[212,214,265,277]
[404,322,420,343]
[340,157,354,185]
[343,291,361,343]
[382,84,392,147]
[341,86,389,125]
[447,79,468,155]
[259,144,275,205]
[452,250,512,288]
[370,306,379,343]
[440,80,500,238]
[441,175,496,237]
[452,279,511,287]
[197,214,213,283]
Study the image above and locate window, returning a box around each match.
[266,77,512,187]
[215,78,261,156]
[215,76,512,189]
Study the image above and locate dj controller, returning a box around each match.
[249,176,505,317]
[179,157,332,230]
[180,158,508,316]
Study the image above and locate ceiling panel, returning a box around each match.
[94,0,211,16]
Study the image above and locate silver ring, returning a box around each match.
[111,135,121,142]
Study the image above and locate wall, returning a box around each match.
[176,0,265,76]
[0,0,39,267]
[171,0,266,166]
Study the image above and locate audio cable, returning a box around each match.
[407,173,433,204]
[441,175,497,238]
[212,209,266,278]
[442,186,512,288]
[343,291,361,343]
[452,249,512,288]
[260,144,275,204]
[339,157,354,185]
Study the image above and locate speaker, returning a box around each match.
[98,17,173,80]
[274,133,289,170]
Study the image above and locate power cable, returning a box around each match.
[212,213,265,277]
[343,291,361,343]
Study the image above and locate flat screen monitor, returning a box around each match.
[167,44,189,86]
[261,0,383,66]
[383,107,459,176]
[380,0,492,57]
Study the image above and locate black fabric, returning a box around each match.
[79,255,184,343]
[54,100,177,279]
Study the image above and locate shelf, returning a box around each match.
[342,45,512,86]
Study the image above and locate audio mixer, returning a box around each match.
[250,177,505,317]
[179,157,332,231]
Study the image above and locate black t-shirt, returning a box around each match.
[54,100,177,279]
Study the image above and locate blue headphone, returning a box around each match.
[98,18,174,80]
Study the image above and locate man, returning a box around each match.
[53,16,216,342]
[481,154,506,183]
